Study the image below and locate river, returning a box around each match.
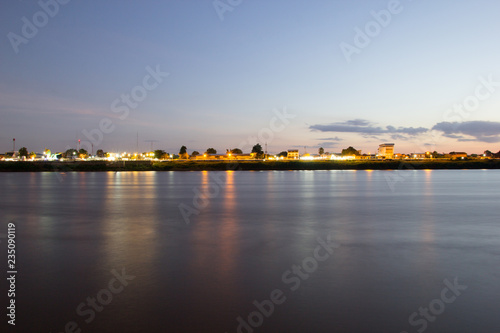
[0,170,498,332]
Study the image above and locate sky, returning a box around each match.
[1,0,500,155]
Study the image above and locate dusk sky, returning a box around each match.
[2,0,500,155]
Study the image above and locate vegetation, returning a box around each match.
[154,150,166,159]
[78,149,88,158]
[18,147,28,157]
[64,149,78,158]
[206,148,217,154]
[231,148,243,154]
[278,151,288,158]
[191,151,200,157]
[96,149,105,158]
[431,151,443,159]
[319,147,324,155]
[179,146,189,159]
[252,144,264,159]
[341,146,360,156]
[3,159,500,172]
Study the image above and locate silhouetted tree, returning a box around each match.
[64,149,77,158]
[206,148,217,154]
[154,150,166,159]
[431,151,445,158]
[18,147,28,157]
[191,151,200,157]
[78,149,88,158]
[178,146,189,159]
[96,149,105,158]
[251,144,264,159]
[278,151,288,158]
[341,146,360,156]
[318,147,324,155]
[231,148,243,154]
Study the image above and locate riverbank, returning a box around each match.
[1,159,500,172]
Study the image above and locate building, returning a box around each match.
[287,149,300,159]
[300,153,322,160]
[232,153,256,160]
[447,152,467,159]
[194,153,256,160]
[394,153,408,159]
[356,154,377,160]
[377,143,394,159]
[194,154,225,160]
[411,153,427,159]
[5,151,18,158]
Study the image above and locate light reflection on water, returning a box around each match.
[0,170,499,332]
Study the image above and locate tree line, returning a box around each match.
[10,145,500,160]
[154,144,266,160]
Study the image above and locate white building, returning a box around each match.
[378,143,394,159]
[287,149,300,159]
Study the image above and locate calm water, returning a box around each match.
[1,170,499,333]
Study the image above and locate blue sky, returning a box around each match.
[1,0,500,155]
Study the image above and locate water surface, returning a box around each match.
[1,170,499,332]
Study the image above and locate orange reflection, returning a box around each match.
[218,171,237,275]
[101,172,157,267]
[421,170,435,243]
[189,171,239,300]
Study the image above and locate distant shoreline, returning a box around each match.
[1,160,500,172]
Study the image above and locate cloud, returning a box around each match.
[442,134,465,139]
[314,136,343,149]
[317,141,341,148]
[310,119,500,144]
[310,119,428,136]
[432,121,500,143]
[343,119,371,126]
[390,134,410,141]
[316,136,343,141]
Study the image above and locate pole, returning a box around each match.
[13,138,15,152]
